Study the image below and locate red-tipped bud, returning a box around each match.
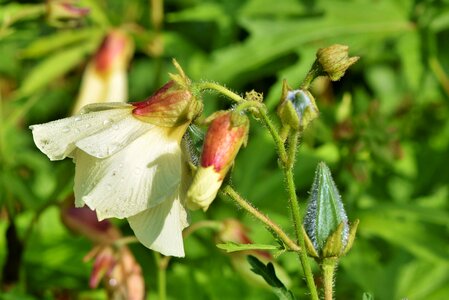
[61,203,120,244]
[72,30,133,113]
[46,0,89,26]
[94,30,132,75]
[187,111,249,211]
[132,80,202,127]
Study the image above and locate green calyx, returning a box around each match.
[303,162,357,259]
[277,80,319,132]
[316,44,359,81]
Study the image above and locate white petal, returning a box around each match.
[127,193,188,257]
[74,127,182,219]
[30,103,133,161]
[76,114,153,158]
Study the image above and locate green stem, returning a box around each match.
[194,82,244,103]
[256,108,318,300]
[322,258,338,300]
[234,100,263,114]
[284,168,319,300]
[300,61,322,90]
[287,131,299,169]
[154,252,167,300]
[257,107,288,165]
[429,56,449,97]
[221,185,300,252]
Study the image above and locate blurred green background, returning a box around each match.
[1,0,449,299]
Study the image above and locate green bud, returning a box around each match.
[316,44,359,81]
[277,80,319,132]
[303,162,349,258]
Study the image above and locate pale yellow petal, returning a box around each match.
[127,193,188,257]
[76,114,153,158]
[187,166,222,211]
[30,104,132,161]
[74,127,182,219]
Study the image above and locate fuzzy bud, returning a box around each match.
[187,111,249,211]
[132,80,202,127]
[72,30,133,114]
[46,0,89,26]
[277,80,318,131]
[316,44,359,81]
[303,162,358,259]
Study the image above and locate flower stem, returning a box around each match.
[154,252,167,300]
[256,107,288,165]
[322,258,338,300]
[194,82,244,103]
[221,185,300,252]
[256,108,319,300]
[287,131,299,169]
[300,61,322,90]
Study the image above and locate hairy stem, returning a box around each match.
[257,108,288,165]
[322,258,338,300]
[194,82,244,103]
[257,109,319,300]
[221,185,300,252]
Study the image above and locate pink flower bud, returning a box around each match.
[46,0,89,25]
[187,111,249,211]
[132,80,202,127]
[72,30,133,113]
[61,202,120,244]
[94,30,132,75]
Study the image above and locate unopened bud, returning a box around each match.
[316,44,359,81]
[72,30,133,113]
[187,111,249,211]
[46,0,89,26]
[277,80,318,131]
[132,80,202,127]
[303,162,357,258]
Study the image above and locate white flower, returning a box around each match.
[30,78,201,257]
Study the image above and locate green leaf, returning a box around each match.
[18,41,99,97]
[22,28,103,58]
[247,255,295,300]
[216,242,279,253]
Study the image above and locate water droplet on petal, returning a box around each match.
[103,119,112,126]
[74,116,81,121]
[62,126,70,133]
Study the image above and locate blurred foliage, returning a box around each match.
[1,0,449,299]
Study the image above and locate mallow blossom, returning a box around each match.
[30,72,202,257]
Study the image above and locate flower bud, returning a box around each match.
[46,0,89,26]
[316,44,359,81]
[132,80,202,127]
[187,111,249,211]
[72,30,133,113]
[277,80,318,131]
[303,162,357,258]
[61,203,120,244]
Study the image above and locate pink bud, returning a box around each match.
[94,30,131,74]
[187,111,249,211]
[132,80,201,127]
[200,111,248,177]
[46,0,89,24]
